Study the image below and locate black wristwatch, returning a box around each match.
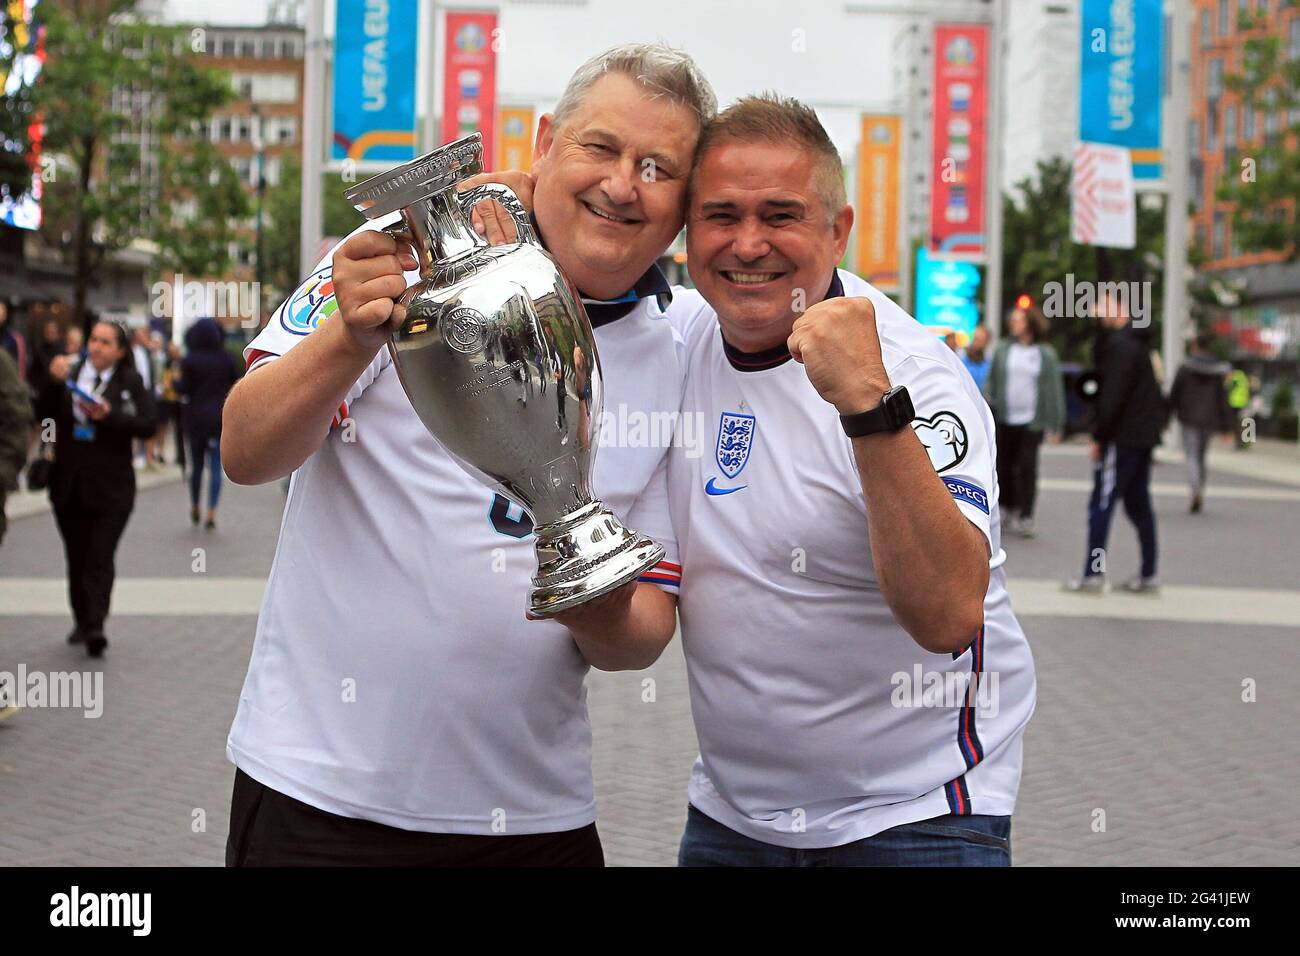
[839,385,914,438]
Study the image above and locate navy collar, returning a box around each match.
[530,213,673,327]
[721,271,845,372]
[581,262,673,327]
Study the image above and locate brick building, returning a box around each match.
[1189,0,1300,392]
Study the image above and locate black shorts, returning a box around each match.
[225,768,604,867]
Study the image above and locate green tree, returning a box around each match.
[1216,0,1300,258]
[260,154,360,307]
[0,5,39,204]
[1001,156,1166,363]
[0,0,247,329]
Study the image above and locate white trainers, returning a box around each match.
[1062,575,1106,594]
[1120,575,1160,595]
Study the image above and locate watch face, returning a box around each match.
[887,386,914,429]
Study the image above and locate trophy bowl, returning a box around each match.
[344,134,664,616]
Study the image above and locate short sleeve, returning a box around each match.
[893,353,997,552]
[243,217,411,428]
[626,450,681,594]
[243,215,416,367]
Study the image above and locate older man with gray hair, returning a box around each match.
[220,43,714,866]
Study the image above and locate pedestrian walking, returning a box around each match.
[984,305,1065,538]
[63,325,83,357]
[960,323,992,392]
[41,320,157,656]
[1064,291,1167,594]
[178,318,237,530]
[0,302,26,384]
[0,347,33,546]
[1226,367,1251,448]
[157,340,185,470]
[28,318,65,396]
[1169,332,1235,513]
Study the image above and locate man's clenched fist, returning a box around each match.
[331,230,419,353]
[787,296,892,416]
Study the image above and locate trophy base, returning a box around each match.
[529,501,666,618]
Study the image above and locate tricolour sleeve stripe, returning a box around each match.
[245,348,278,372]
[639,559,681,590]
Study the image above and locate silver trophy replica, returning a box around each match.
[344,133,664,617]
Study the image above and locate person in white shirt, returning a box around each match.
[982,305,1066,538]
[565,95,1036,866]
[219,43,714,866]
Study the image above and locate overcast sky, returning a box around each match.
[164,0,270,26]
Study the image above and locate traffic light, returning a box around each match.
[1015,293,1033,310]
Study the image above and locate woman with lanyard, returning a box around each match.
[43,320,157,657]
[984,304,1066,539]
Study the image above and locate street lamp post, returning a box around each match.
[252,104,266,329]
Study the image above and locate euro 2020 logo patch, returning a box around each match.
[911,411,968,473]
[716,412,756,479]
[281,267,339,336]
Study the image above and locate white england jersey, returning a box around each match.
[665,270,1036,849]
[227,219,683,834]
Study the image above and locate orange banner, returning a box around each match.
[856,115,901,290]
[497,106,535,173]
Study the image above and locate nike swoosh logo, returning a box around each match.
[705,477,747,496]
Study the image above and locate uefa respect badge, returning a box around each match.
[281,267,340,335]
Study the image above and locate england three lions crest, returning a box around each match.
[716,412,756,479]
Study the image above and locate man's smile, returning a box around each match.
[581,200,640,225]
[719,269,787,287]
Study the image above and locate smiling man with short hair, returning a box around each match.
[564,94,1037,866]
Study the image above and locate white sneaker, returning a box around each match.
[1120,575,1160,595]
[1062,575,1106,594]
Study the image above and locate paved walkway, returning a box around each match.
[2,440,1297,865]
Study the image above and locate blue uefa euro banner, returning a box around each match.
[1079,0,1164,180]
[331,0,418,163]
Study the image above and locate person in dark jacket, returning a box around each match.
[1065,291,1167,595]
[28,318,65,397]
[1169,333,1234,513]
[0,347,33,545]
[43,320,157,656]
[178,318,237,530]
[0,302,26,384]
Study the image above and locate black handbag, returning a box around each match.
[26,451,51,491]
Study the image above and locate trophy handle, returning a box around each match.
[382,222,416,246]
[457,184,538,247]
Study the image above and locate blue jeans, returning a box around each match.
[1084,443,1157,579]
[678,805,1011,867]
[187,429,223,512]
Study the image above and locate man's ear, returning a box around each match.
[831,204,854,263]
[533,114,555,166]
